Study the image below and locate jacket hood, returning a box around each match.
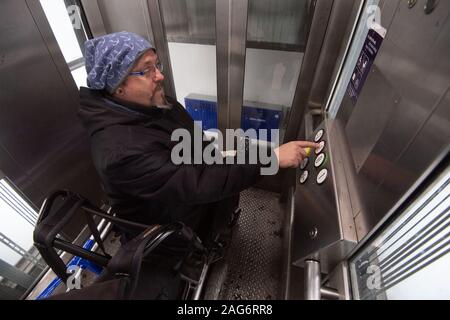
[78,87,165,137]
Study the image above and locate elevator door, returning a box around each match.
[160,0,218,132]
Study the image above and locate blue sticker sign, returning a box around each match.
[347,26,386,105]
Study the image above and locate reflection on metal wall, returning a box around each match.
[160,0,309,51]
[96,0,155,43]
[0,0,103,232]
[161,0,216,44]
[247,0,309,51]
[80,0,155,43]
[337,0,450,240]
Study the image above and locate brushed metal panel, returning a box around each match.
[160,0,308,50]
[228,0,248,131]
[147,0,176,99]
[216,0,248,133]
[0,145,42,206]
[363,89,450,234]
[345,66,401,173]
[336,0,450,240]
[324,0,365,116]
[80,0,106,37]
[160,0,215,44]
[292,119,357,273]
[308,0,357,109]
[247,0,308,49]
[0,1,80,172]
[27,0,79,101]
[215,0,231,133]
[160,0,189,43]
[333,0,400,123]
[0,0,103,237]
[97,0,155,43]
[378,0,401,28]
[282,187,296,300]
[285,0,333,142]
[327,262,352,300]
[358,4,450,239]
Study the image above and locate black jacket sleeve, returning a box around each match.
[104,147,265,206]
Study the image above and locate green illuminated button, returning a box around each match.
[315,153,326,168]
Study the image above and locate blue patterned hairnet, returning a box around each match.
[84,31,155,93]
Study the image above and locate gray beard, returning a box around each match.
[153,94,172,110]
[155,103,172,110]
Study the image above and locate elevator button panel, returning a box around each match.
[298,128,329,186]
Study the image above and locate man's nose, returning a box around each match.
[154,68,164,82]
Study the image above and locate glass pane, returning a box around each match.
[349,169,450,300]
[40,0,84,63]
[161,0,217,131]
[247,0,308,51]
[40,0,89,89]
[71,66,88,88]
[0,178,46,300]
[243,0,309,142]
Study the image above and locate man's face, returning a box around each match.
[114,50,165,107]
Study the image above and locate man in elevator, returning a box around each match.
[78,31,317,245]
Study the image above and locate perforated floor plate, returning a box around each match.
[204,188,285,300]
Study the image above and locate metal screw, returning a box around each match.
[309,228,318,239]
[408,0,417,9]
[424,0,438,14]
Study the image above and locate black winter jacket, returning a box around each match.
[78,88,264,239]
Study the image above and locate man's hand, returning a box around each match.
[274,141,319,169]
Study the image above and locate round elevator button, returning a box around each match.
[315,129,324,142]
[300,157,309,170]
[315,141,326,154]
[317,169,328,185]
[300,170,309,184]
[315,153,326,168]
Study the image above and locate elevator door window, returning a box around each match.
[40,0,89,88]
[242,0,309,143]
[350,168,450,300]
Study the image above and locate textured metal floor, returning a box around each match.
[204,188,286,300]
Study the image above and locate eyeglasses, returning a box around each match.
[128,61,164,78]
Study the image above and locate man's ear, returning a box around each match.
[115,86,125,97]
